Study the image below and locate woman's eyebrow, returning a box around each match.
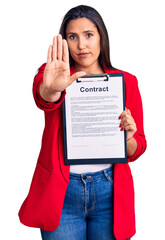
[67,32,77,35]
[83,30,95,33]
[67,30,95,35]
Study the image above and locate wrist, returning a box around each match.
[39,83,61,102]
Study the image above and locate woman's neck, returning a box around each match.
[74,62,104,75]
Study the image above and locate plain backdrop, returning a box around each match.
[0,0,164,239]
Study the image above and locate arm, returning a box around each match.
[127,135,137,157]
[119,108,137,157]
[119,76,147,161]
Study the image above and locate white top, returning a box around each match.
[70,164,112,174]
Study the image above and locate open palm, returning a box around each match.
[43,34,86,96]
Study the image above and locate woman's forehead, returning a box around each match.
[66,17,97,34]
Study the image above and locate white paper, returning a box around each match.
[64,75,125,161]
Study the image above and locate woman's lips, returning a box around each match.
[78,52,90,57]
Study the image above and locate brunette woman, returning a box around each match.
[19,5,146,240]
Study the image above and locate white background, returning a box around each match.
[0,0,164,239]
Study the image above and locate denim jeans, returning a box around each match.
[41,166,130,240]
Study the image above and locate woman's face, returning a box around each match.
[66,17,102,73]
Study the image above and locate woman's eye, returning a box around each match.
[69,35,77,40]
[87,33,93,38]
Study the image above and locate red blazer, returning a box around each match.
[18,64,147,240]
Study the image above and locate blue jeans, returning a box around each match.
[41,166,130,240]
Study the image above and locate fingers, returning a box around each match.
[57,34,62,60]
[124,123,136,132]
[47,45,53,63]
[62,39,69,63]
[120,120,137,132]
[120,115,133,128]
[119,109,137,134]
[52,34,63,61]
[119,109,131,119]
[48,35,69,63]
[68,72,86,86]
[52,36,57,60]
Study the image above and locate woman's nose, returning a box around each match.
[78,37,85,50]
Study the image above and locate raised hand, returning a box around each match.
[40,34,86,102]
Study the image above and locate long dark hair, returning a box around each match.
[59,5,114,69]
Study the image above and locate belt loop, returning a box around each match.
[103,167,113,182]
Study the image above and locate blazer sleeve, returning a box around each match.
[32,63,66,111]
[127,75,147,162]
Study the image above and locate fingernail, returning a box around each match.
[120,128,124,131]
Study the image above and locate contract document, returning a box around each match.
[63,73,127,165]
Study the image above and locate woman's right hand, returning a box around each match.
[39,34,86,102]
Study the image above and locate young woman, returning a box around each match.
[18,5,147,240]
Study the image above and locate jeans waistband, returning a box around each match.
[69,165,113,182]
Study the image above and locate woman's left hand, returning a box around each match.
[119,109,137,141]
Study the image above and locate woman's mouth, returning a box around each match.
[78,52,90,57]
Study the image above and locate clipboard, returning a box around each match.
[63,73,127,165]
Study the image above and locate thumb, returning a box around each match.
[68,71,86,86]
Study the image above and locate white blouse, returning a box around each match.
[70,164,112,174]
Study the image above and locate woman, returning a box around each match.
[18,5,147,240]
